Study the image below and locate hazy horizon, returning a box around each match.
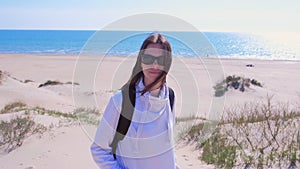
[1,0,299,32]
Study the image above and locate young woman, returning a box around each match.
[91,33,177,169]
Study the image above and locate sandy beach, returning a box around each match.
[0,54,300,169]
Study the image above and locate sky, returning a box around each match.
[0,0,299,32]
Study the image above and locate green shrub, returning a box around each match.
[189,97,300,168]
[214,75,263,96]
[38,80,63,88]
[32,107,76,119]
[220,98,300,168]
[214,82,227,97]
[39,80,80,87]
[24,79,34,83]
[74,107,101,125]
[187,123,204,140]
[0,102,26,114]
[0,102,81,153]
[65,81,79,85]
[201,129,237,168]
[251,79,263,87]
[0,116,46,152]
[176,116,206,123]
[0,70,2,84]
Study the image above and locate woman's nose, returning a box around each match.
[152,59,159,68]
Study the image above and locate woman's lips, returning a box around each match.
[149,69,162,74]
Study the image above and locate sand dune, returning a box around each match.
[0,54,300,169]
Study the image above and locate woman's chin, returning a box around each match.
[144,75,157,83]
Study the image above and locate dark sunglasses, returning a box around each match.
[141,54,166,66]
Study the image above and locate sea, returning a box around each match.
[0,30,299,60]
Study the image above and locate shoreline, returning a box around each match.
[1,53,299,62]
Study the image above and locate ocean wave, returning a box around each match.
[0,30,298,60]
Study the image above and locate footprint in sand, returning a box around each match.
[24,166,35,169]
[182,154,189,161]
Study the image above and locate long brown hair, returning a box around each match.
[123,32,172,95]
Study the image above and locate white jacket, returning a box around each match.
[91,79,176,169]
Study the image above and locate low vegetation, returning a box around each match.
[73,107,101,126]
[0,71,35,84]
[0,70,2,84]
[214,75,263,96]
[200,129,237,169]
[32,106,77,119]
[38,80,63,87]
[38,80,79,88]
[0,102,103,153]
[0,70,3,85]
[0,102,26,114]
[0,115,47,153]
[65,81,79,85]
[0,102,82,153]
[176,116,206,123]
[24,79,34,83]
[185,97,300,168]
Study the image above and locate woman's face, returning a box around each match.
[141,43,165,85]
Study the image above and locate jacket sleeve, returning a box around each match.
[91,93,123,169]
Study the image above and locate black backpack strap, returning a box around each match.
[110,84,135,160]
[168,87,175,111]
